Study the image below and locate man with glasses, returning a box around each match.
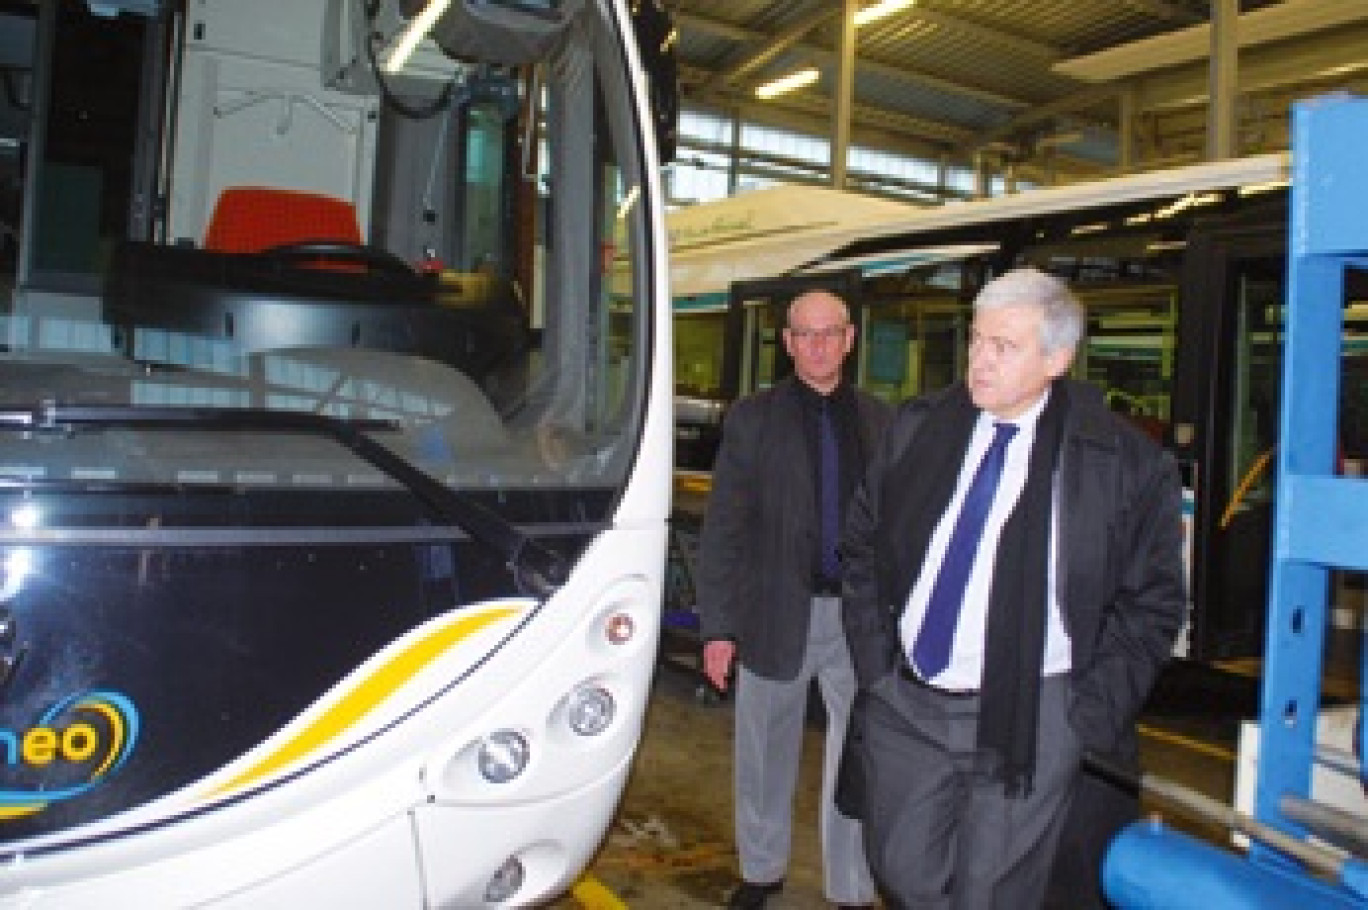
[839,268,1185,908]
[697,289,888,910]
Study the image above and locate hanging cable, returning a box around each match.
[361,0,459,120]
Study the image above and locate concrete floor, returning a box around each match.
[546,640,1253,909]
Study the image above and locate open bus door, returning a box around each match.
[1177,212,1368,669]
[1174,216,1287,663]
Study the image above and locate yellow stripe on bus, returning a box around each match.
[209,606,519,798]
[0,805,44,819]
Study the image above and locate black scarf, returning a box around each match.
[885,382,1066,795]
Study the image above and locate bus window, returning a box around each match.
[914,303,969,395]
[0,4,32,280]
[1229,268,1285,512]
[859,296,966,401]
[1081,285,1178,443]
[746,300,783,392]
[675,309,727,398]
[861,317,909,399]
[457,92,513,273]
[24,1,152,290]
[1337,267,1368,473]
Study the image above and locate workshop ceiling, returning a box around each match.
[670,0,1368,185]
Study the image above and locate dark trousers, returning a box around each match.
[1042,762,1140,908]
[858,673,1079,910]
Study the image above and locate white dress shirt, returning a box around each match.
[898,391,1073,690]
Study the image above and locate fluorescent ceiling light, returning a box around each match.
[755,68,820,100]
[1238,179,1289,197]
[383,0,452,75]
[854,0,916,27]
[615,184,641,222]
[1152,191,1223,220]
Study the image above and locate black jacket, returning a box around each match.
[840,379,1186,756]
[696,376,891,681]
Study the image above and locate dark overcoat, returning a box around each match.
[840,378,1186,757]
[696,375,891,681]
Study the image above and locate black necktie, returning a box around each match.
[912,421,1018,677]
[819,400,841,582]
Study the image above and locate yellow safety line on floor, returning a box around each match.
[572,874,629,910]
[672,471,713,495]
[1138,723,1236,763]
[1215,657,1361,701]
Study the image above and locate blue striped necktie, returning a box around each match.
[912,421,1018,678]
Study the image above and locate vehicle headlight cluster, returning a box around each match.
[483,855,526,904]
[476,729,530,785]
[565,684,615,737]
[473,680,618,787]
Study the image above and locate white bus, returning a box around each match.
[0,1,674,906]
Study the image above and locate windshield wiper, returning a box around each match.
[0,404,568,598]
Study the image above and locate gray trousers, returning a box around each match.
[859,672,1079,910]
[734,597,875,904]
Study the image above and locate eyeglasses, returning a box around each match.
[968,329,1026,359]
[788,324,850,342]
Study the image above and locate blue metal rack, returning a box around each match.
[1106,94,1368,908]
[1255,92,1368,902]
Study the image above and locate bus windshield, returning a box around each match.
[4,0,655,505]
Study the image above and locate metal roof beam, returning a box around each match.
[903,7,1061,62]
[1055,0,1368,82]
[679,63,977,145]
[704,7,839,90]
[676,10,1030,111]
[971,83,1121,148]
[680,66,1110,184]
[1118,0,1206,26]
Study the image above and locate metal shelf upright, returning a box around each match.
[1103,94,1368,909]
[1255,92,1368,900]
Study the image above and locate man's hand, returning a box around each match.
[702,638,736,692]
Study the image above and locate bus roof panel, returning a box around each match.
[668,153,1290,299]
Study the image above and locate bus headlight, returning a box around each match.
[566,684,615,737]
[484,855,526,904]
[477,730,530,784]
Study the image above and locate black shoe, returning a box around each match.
[726,879,784,909]
[833,904,875,910]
